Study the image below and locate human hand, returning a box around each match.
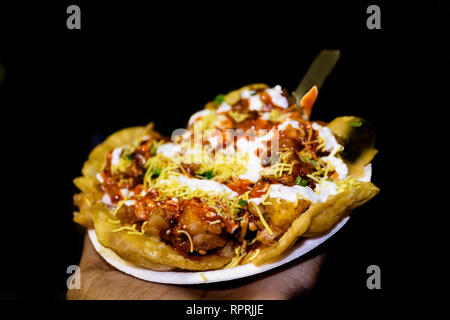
[67,233,325,300]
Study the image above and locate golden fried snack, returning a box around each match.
[73,84,379,271]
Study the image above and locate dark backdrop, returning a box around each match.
[0,1,446,303]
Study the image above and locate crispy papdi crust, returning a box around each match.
[73,124,158,228]
[327,116,378,179]
[303,181,379,237]
[243,180,379,265]
[92,205,233,270]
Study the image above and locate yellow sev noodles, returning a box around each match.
[177,230,194,253]
[251,202,273,236]
[248,249,260,262]
[225,246,247,269]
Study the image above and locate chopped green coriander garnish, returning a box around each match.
[309,159,318,166]
[199,170,214,179]
[238,200,248,206]
[295,177,310,187]
[150,144,158,156]
[349,121,362,127]
[151,168,161,178]
[214,94,225,105]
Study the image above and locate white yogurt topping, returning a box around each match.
[236,137,267,183]
[111,147,123,167]
[248,180,339,205]
[248,197,263,205]
[311,122,348,180]
[321,155,348,180]
[241,89,264,111]
[216,102,231,113]
[241,90,256,99]
[124,200,136,206]
[102,193,113,206]
[314,180,339,203]
[248,94,263,111]
[266,85,289,108]
[96,173,104,184]
[239,151,263,183]
[241,85,289,111]
[312,122,342,155]
[157,143,182,158]
[120,188,129,198]
[270,184,320,203]
[278,119,300,130]
[261,112,271,120]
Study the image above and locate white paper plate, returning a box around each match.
[89,164,372,285]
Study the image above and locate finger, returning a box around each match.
[274,251,326,294]
[79,232,113,271]
[72,233,206,299]
[193,248,326,300]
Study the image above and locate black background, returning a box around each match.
[0,0,446,306]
